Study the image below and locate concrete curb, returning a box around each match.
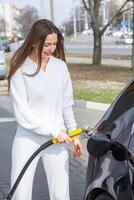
[0,95,111,112]
[74,100,110,111]
[74,99,110,111]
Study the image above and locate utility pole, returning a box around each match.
[84,10,88,30]
[50,0,55,23]
[102,0,106,26]
[73,0,77,37]
[40,0,44,18]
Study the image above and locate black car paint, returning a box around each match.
[84,79,134,200]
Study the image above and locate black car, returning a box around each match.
[84,79,134,200]
[1,40,10,52]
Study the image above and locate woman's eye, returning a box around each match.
[43,43,57,47]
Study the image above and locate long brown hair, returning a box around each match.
[8,19,66,89]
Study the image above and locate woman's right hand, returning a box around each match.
[56,129,72,144]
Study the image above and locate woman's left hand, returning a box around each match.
[73,138,83,157]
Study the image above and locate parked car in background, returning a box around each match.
[82,28,93,35]
[0,41,7,79]
[1,39,11,52]
[112,30,124,37]
[115,35,133,45]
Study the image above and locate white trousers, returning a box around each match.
[11,126,70,200]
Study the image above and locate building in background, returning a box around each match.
[0,1,20,38]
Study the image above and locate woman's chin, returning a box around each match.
[42,54,51,59]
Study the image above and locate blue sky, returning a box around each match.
[7,0,81,27]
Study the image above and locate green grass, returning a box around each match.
[74,89,120,104]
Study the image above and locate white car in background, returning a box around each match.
[115,35,133,45]
[125,35,133,44]
[0,40,6,79]
[112,30,124,37]
[82,28,93,35]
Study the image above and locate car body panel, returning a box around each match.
[84,79,134,200]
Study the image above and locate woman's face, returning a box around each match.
[42,33,58,59]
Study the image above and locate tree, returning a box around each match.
[82,0,133,65]
[62,20,74,36]
[0,17,6,37]
[107,0,121,27]
[17,5,39,38]
[62,5,86,36]
[108,0,120,20]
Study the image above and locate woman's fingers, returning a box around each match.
[74,145,83,157]
[56,130,72,143]
[73,139,83,157]
[56,136,71,143]
[56,132,83,157]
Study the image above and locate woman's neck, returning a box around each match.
[29,51,38,64]
[29,51,50,70]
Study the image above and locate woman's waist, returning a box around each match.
[16,124,51,140]
[16,119,66,137]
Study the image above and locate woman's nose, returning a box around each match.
[49,45,55,52]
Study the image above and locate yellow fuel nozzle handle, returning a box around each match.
[52,128,83,144]
[69,128,83,140]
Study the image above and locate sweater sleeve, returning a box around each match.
[62,65,74,109]
[10,68,50,136]
[63,106,77,132]
[62,64,77,132]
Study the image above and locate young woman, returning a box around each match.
[8,19,82,200]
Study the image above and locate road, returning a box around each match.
[65,38,132,56]
[10,37,132,57]
[0,96,104,200]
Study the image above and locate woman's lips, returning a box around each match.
[43,52,52,56]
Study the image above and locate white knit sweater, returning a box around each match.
[10,56,77,137]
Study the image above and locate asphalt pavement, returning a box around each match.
[0,96,105,200]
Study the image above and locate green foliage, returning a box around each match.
[74,89,119,104]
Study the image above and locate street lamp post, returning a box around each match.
[84,10,88,30]
[40,0,44,18]
[73,0,77,37]
[127,2,132,31]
